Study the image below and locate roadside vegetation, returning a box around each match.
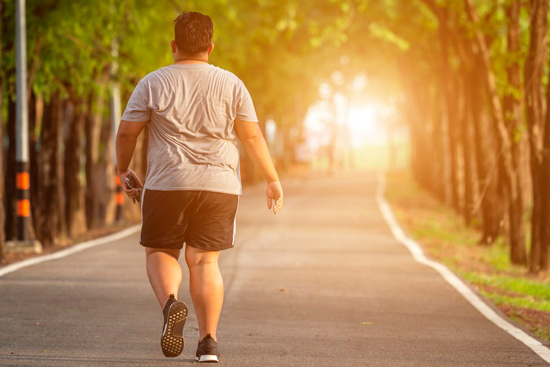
[386,171,550,342]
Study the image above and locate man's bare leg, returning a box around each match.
[145,247,182,307]
[185,245,223,342]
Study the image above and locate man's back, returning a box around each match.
[122,63,258,195]
[115,11,282,363]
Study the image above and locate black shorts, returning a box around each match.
[140,189,239,251]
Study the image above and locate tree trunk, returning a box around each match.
[539,66,550,270]
[85,87,106,229]
[504,0,528,265]
[0,0,5,261]
[457,31,503,241]
[6,99,16,241]
[85,95,97,229]
[448,72,462,213]
[64,100,87,237]
[410,85,433,190]
[98,113,116,226]
[464,0,524,263]
[453,34,480,226]
[439,11,460,210]
[470,62,503,244]
[432,87,448,202]
[397,55,433,191]
[461,69,477,225]
[36,92,65,247]
[524,0,549,272]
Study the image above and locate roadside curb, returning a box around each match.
[0,224,141,278]
[376,173,550,365]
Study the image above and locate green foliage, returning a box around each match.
[1,0,540,131]
[368,23,410,51]
[0,0,447,124]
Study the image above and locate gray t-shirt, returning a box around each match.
[121,63,258,195]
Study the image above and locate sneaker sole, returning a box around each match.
[196,354,219,363]
[161,301,188,358]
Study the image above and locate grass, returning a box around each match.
[385,170,550,342]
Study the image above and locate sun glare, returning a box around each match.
[303,100,392,150]
[347,104,386,146]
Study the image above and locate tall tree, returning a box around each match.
[503,0,528,265]
[63,100,87,237]
[0,0,5,261]
[459,59,477,225]
[464,0,526,263]
[35,92,65,248]
[438,8,460,211]
[6,99,16,241]
[85,89,105,230]
[470,61,504,245]
[539,63,550,270]
[524,0,549,272]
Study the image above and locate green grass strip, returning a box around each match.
[461,272,550,302]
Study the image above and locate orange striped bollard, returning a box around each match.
[16,162,30,240]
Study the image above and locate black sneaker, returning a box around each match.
[161,294,188,358]
[195,334,220,363]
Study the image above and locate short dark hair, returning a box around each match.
[174,12,213,54]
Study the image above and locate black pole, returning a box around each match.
[15,0,30,242]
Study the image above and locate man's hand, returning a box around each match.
[116,120,148,203]
[118,168,144,203]
[266,180,283,215]
[235,119,283,215]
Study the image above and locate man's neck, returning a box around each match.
[173,54,208,65]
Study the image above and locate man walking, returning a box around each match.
[115,11,283,363]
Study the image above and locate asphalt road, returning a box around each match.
[0,172,548,366]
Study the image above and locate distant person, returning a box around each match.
[115,11,283,363]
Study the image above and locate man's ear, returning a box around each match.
[170,40,177,53]
[207,42,215,56]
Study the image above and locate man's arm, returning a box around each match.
[234,119,283,214]
[116,120,148,199]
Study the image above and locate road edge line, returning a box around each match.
[376,173,550,364]
[0,224,141,278]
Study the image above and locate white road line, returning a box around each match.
[0,225,141,278]
[376,173,550,364]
